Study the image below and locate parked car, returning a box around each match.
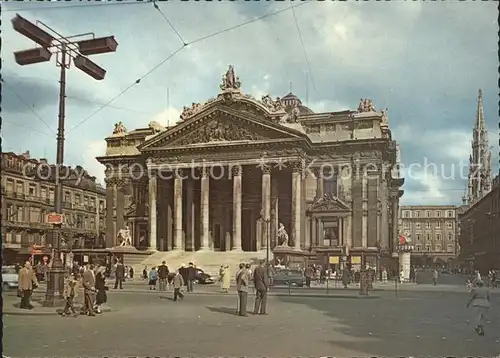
[2,266,19,291]
[272,269,305,287]
[195,268,215,284]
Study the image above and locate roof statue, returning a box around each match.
[261,94,285,113]
[148,121,166,134]
[112,121,127,135]
[180,102,203,121]
[358,98,376,113]
[220,65,241,91]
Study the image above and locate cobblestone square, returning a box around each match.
[3,290,499,357]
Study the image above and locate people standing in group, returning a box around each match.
[186,262,196,292]
[466,279,491,336]
[489,269,497,288]
[236,263,249,316]
[173,269,185,301]
[432,269,439,286]
[114,260,125,289]
[95,266,108,314]
[158,261,170,291]
[62,273,79,317]
[148,267,158,290]
[18,261,38,310]
[82,264,96,316]
[253,260,268,315]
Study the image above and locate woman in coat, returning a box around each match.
[95,266,108,314]
[466,279,491,336]
[221,265,231,293]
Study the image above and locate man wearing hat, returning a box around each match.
[158,261,170,291]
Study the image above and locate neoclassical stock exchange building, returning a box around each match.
[97,66,404,270]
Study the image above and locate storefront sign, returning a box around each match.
[351,256,361,264]
[329,256,339,264]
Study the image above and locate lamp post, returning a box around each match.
[11,14,118,307]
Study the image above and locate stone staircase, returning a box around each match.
[135,250,267,277]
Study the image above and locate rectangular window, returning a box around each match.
[16,182,23,194]
[41,187,47,198]
[426,234,431,241]
[415,211,421,218]
[447,222,453,229]
[17,207,24,222]
[435,244,442,252]
[323,176,338,196]
[447,244,454,252]
[28,184,36,197]
[416,222,421,229]
[447,210,454,218]
[425,244,431,251]
[436,211,441,217]
[416,245,421,251]
[403,211,410,218]
[436,234,441,241]
[436,222,441,229]
[75,194,81,205]
[416,234,421,241]
[6,179,14,192]
[403,222,409,228]
[425,222,431,229]
[426,211,431,217]
[448,233,453,241]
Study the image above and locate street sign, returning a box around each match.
[46,212,64,225]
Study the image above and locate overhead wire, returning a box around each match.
[1,79,57,135]
[290,3,318,97]
[2,119,52,137]
[67,2,312,132]
[3,1,149,12]
[152,0,188,46]
[65,95,155,116]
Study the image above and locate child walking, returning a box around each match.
[149,267,158,290]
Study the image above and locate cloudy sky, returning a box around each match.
[2,1,498,205]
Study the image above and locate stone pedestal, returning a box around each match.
[272,245,307,269]
[399,251,411,282]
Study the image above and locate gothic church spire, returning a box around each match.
[467,89,492,204]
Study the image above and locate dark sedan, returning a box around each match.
[195,268,215,284]
[272,269,305,287]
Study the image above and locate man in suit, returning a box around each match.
[253,260,269,315]
[157,261,170,291]
[114,260,125,289]
[18,261,38,309]
[172,269,185,302]
[82,265,96,316]
[186,262,196,292]
[236,263,249,316]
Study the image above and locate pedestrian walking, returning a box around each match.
[149,267,158,290]
[95,267,108,314]
[173,270,185,301]
[157,261,169,291]
[186,262,196,292]
[253,260,268,315]
[432,269,438,286]
[142,266,148,280]
[466,279,491,336]
[82,265,96,316]
[17,261,38,310]
[236,263,249,316]
[62,273,79,317]
[305,265,314,288]
[114,261,125,289]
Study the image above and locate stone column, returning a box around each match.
[305,216,311,250]
[173,170,183,250]
[199,167,210,250]
[315,167,323,199]
[115,179,126,236]
[104,178,115,248]
[186,178,195,251]
[232,165,242,251]
[311,217,317,247]
[261,166,271,250]
[391,194,399,251]
[270,176,279,248]
[291,163,302,251]
[148,171,158,251]
[380,179,389,250]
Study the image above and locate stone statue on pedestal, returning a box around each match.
[117,226,132,247]
[277,222,289,247]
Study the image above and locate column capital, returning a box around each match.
[149,168,159,177]
[115,178,128,188]
[199,166,210,178]
[291,161,304,174]
[104,177,115,186]
[231,165,242,177]
[174,169,185,179]
[261,165,271,175]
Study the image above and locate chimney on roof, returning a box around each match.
[21,151,30,159]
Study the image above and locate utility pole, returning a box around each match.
[11,14,118,307]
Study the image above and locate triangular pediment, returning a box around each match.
[139,107,308,151]
[308,193,351,213]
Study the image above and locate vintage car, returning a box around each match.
[2,266,19,291]
[272,269,305,287]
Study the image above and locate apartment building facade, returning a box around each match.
[1,151,106,263]
[399,205,458,266]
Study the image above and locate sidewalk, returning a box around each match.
[3,294,62,316]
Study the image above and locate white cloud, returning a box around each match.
[150,107,182,127]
